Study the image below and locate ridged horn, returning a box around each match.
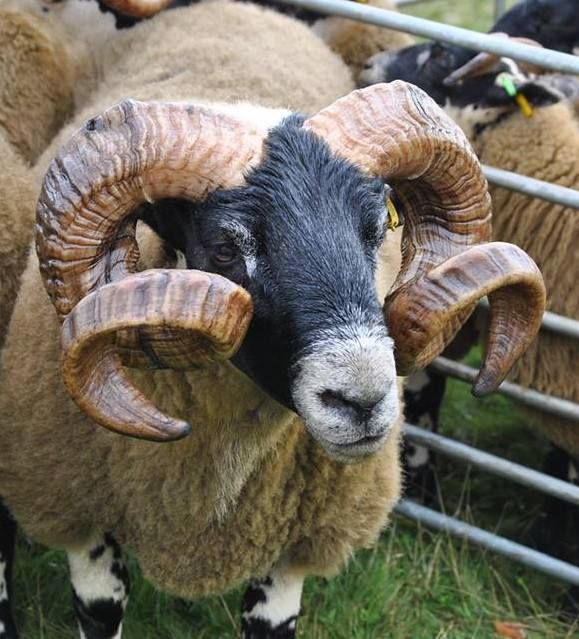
[61,270,252,441]
[36,99,264,440]
[305,81,546,393]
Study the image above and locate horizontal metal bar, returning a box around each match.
[539,310,579,340]
[478,300,579,341]
[404,423,579,506]
[431,357,579,423]
[277,0,579,75]
[483,165,579,211]
[395,0,435,6]
[395,500,579,586]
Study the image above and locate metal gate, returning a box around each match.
[278,0,579,586]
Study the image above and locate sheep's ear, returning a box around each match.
[138,199,194,254]
[517,80,564,107]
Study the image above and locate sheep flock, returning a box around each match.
[0,0,573,637]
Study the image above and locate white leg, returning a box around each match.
[241,564,304,638]
[67,533,129,639]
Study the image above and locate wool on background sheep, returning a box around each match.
[469,101,579,458]
[0,135,39,350]
[362,40,579,461]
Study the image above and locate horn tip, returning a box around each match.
[471,373,500,398]
[152,420,193,443]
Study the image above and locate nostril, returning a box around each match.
[319,389,384,420]
[320,389,348,410]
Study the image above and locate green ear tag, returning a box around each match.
[498,73,518,98]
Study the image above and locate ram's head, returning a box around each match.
[360,40,566,139]
[36,82,546,460]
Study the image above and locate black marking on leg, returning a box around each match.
[89,545,106,562]
[72,592,124,639]
[241,574,300,639]
[241,580,269,613]
[0,500,18,639]
[241,615,298,639]
[68,533,129,639]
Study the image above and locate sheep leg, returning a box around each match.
[67,533,129,639]
[403,369,446,502]
[241,565,305,638]
[0,500,18,639]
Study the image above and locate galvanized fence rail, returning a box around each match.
[282,0,579,74]
[395,500,579,586]
[277,0,579,585]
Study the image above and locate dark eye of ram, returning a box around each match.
[212,242,239,266]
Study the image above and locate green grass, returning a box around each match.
[12,513,578,638]
[405,0,519,33]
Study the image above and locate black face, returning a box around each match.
[492,0,579,53]
[140,116,389,409]
[360,40,563,136]
[360,42,524,112]
[360,42,475,107]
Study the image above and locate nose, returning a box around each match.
[319,389,386,424]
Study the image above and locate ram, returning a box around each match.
[0,2,546,638]
[361,32,579,564]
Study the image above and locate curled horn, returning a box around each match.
[305,81,545,394]
[100,0,172,17]
[443,34,545,86]
[36,100,264,440]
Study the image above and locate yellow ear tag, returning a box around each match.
[515,93,534,118]
[386,198,400,231]
[355,0,369,4]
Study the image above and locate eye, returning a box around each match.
[212,242,239,266]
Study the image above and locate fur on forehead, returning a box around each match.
[208,114,386,223]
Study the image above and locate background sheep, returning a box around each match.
[0,0,179,355]
[175,0,415,79]
[360,10,579,453]
[361,30,579,591]
[308,0,414,80]
[0,136,39,350]
[360,0,579,119]
[0,2,546,638]
[0,9,73,164]
[491,0,579,54]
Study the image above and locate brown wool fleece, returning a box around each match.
[0,3,106,347]
[470,103,579,458]
[314,0,414,82]
[0,1,404,598]
[0,10,74,164]
[0,135,38,350]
